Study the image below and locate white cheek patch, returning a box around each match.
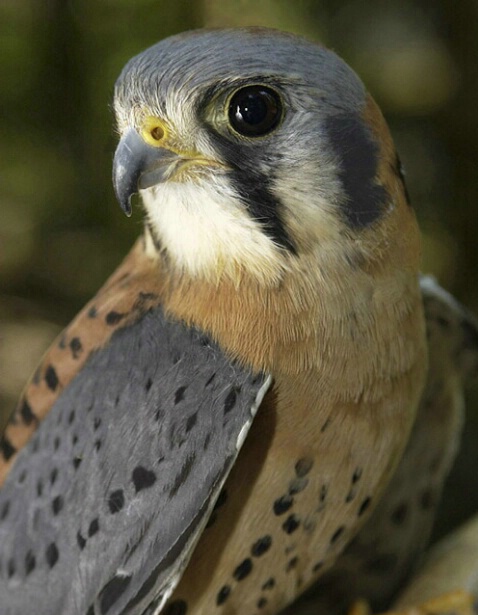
[141,177,287,285]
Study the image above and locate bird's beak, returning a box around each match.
[113,129,180,216]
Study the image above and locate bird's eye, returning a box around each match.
[228,85,282,137]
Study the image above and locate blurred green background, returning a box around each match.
[1,0,477,536]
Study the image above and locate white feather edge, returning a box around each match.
[148,373,273,614]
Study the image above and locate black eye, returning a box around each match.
[228,85,282,137]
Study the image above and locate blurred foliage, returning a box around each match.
[1,0,477,536]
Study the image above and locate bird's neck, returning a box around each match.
[151,223,426,406]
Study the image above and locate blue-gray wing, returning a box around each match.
[0,307,270,615]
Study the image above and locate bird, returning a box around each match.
[0,26,474,615]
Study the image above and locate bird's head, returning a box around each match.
[113,28,417,287]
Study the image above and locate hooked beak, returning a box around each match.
[112,129,180,216]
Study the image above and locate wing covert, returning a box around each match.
[0,307,270,615]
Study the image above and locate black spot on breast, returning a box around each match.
[0,437,16,460]
[70,337,83,358]
[20,399,36,426]
[286,556,299,571]
[321,418,331,432]
[25,550,36,575]
[216,585,231,606]
[77,531,86,550]
[145,378,153,392]
[313,561,323,573]
[233,558,253,581]
[45,542,59,568]
[88,518,100,537]
[45,365,59,391]
[330,525,345,544]
[105,311,125,326]
[132,466,157,492]
[391,502,408,525]
[289,477,308,495]
[295,457,313,477]
[68,409,76,425]
[99,574,132,614]
[224,387,240,414]
[36,480,43,497]
[352,467,362,483]
[251,535,272,557]
[73,456,82,469]
[164,600,188,615]
[108,489,125,514]
[88,306,98,318]
[262,578,275,590]
[257,597,268,609]
[274,495,293,515]
[18,469,27,484]
[52,495,64,515]
[174,386,187,404]
[358,496,372,517]
[53,436,61,451]
[93,417,101,430]
[325,114,388,228]
[282,514,300,534]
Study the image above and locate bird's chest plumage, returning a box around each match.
[166,357,426,615]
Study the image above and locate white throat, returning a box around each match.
[141,179,288,286]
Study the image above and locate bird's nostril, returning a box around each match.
[150,125,165,141]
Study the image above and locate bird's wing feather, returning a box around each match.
[0,238,164,486]
[0,298,270,615]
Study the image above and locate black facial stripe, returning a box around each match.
[228,166,296,253]
[326,114,388,228]
[207,134,296,253]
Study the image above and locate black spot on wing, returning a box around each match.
[132,466,157,492]
[45,542,59,568]
[108,489,125,514]
[0,306,268,614]
[326,114,388,228]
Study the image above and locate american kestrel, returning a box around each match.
[0,27,475,615]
